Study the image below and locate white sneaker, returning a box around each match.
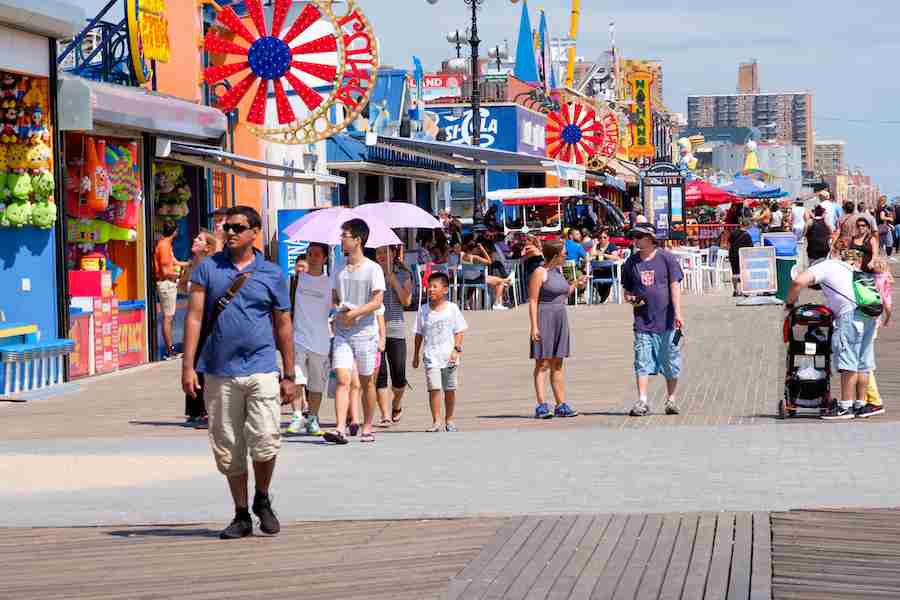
[492,304,509,311]
[287,413,306,434]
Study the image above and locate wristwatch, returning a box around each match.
[282,374,296,382]
[454,346,463,353]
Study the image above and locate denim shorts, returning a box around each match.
[833,314,876,373]
[634,330,681,380]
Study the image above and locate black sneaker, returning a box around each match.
[252,492,280,535]
[323,430,349,445]
[821,405,855,420]
[856,404,885,419]
[220,514,253,539]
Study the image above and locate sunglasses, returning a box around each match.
[223,223,253,234]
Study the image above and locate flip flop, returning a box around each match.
[360,432,376,443]
[377,418,393,428]
[391,407,403,423]
[323,430,349,445]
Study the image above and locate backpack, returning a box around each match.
[822,267,883,319]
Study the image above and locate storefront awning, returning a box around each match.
[586,172,627,191]
[487,187,584,201]
[606,157,641,184]
[157,139,345,186]
[0,0,85,38]
[58,75,228,142]
[357,134,585,176]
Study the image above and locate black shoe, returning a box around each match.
[856,404,885,419]
[821,405,855,421]
[252,492,280,535]
[220,514,252,539]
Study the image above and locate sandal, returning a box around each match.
[360,432,376,443]
[391,406,403,423]
[348,423,360,437]
[426,424,442,432]
[377,418,393,427]
[323,430,349,445]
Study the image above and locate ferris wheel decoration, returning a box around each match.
[203,0,379,144]
[545,102,604,165]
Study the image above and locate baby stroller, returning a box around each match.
[780,304,835,418]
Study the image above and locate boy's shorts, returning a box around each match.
[295,346,330,394]
[332,334,378,377]
[634,329,681,380]
[425,364,459,392]
[833,314,876,373]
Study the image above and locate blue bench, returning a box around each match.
[1,339,75,395]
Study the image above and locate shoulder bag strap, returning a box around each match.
[197,271,254,362]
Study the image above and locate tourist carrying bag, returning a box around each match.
[821,269,883,319]
[198,271,254,359]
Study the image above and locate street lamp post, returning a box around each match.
[428,0,519,222]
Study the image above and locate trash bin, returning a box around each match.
[775,256,796,302]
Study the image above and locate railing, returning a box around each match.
[683,223,740,248]
[57,0,137,86]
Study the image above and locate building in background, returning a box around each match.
[814,140,846,176]
[687,91,813,172]
[737,60,759,94]
[713,143,804,199]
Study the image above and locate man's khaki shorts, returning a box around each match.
[205,372,281,477]
[156,280,178,317]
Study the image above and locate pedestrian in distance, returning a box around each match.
[178,230,217,428]
[154,220,187,360]
[849,217,878,273]
[528,240,582,419]
[729,217,754,297]
[324,219,386,445]
[622,223,685,417]
[287,242,333,436]
[786,248,879,420]
[375,245,413,425]
[860,255,893,417]
[805,205,833,266]
[182,205,296,540]
[413,272,468,432]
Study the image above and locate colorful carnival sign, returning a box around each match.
[545,101,604,165]
[203,0,379,145]
[126,0,171,84]
[626,69,656,159]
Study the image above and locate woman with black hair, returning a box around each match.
[375,245,413,424]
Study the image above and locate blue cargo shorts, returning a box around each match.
[833,314,876,373]
[634,329,681,380]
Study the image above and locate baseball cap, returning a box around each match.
[630,223,657,239]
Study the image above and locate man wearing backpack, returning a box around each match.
[786,248,881,420]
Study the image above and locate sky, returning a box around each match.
[81,0,900,195]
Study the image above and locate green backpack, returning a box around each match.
[851,271,884,319]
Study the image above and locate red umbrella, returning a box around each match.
[685,180,740,208]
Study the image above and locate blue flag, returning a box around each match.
[513,1,539,84]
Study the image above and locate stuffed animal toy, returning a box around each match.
[0,72,17,109]
[5,199,32,227]
[32,170,54,203]
[6,143,31,201]
[25,105,49,145]
[31,200,56,229]
[1,106,18,143]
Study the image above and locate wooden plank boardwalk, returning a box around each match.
[0,518,505,600]
[772,508,900,600]
[447,512,772,600]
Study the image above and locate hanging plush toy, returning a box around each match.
[6,143,32,201]
[84,137,110,212]
[25,105,49,145]
[5,199,32,227]
[0,145,9,227]
[0,72,17,109]
[1,106,18,144]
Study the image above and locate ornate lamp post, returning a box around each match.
[427,0,520,221]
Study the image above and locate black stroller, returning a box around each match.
[780,304,835,418]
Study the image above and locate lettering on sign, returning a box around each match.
[626,69,656,159]
[438,108,499,147]
[334,10,377,113]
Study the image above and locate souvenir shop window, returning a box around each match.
[0,71,55,230]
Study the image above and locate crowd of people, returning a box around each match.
[164,192,892,539]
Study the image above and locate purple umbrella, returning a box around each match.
[283,208,402,248]
[352,201,443,229]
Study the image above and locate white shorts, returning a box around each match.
[295,346,330,394]
[425,364,459,392]
[332,334,379,377]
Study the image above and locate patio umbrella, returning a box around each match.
[282,207,402,248]
[685,180,739,208]
[352,201,442,229]
[720,176,788,199]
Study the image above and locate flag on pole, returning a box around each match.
[513,1,539,84]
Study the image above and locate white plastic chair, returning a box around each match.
[460,264,490,310]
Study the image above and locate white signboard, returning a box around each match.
[739,246,777,295]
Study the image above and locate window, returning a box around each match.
[391,177,408,201]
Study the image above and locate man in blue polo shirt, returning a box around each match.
[182,206,295,540]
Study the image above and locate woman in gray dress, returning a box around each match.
[528,240,586,419]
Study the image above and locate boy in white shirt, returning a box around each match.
[413,272,468,432]
[324,219,385,445]
[288,243,333,436]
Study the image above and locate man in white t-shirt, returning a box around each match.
[288,243,333,436]
[787,249,876,420]
[790,198,807,240]
[413,271,468,432]
[324,219,386,445]
[818,191,837,230]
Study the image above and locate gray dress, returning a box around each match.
[530,268,571,359]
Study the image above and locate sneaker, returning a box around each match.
[534,402,553,419]
[183,417,199,427]
[855,404,885,419]
[323,430,349,445]
[445,422,458,432]
[252,492,280,535]
[492,304,509,311]
[219,514,253,540]
[286,413,306,434]
[821,405,855,420]
[630,400,650,417]
[194,416,209,430]
[554,403,579,418]
[665,400,680,415]
[164,345,180,361]
[305,415,322,436]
